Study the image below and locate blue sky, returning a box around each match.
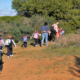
[0,0,17,16]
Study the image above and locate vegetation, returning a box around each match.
[0,14,79,42]
[12,0,80,18]
[0,1,80,79]
[0,0,80,42]
[12,0,80,30]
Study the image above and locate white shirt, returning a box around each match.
[5,39,16,47]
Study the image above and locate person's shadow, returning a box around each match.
[30,39,41,47]
[69,56,80,78]
[4,52,16,55]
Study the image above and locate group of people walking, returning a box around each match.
[0,21,64,73]
[22,21,64,48]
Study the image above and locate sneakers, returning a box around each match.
[46,45,48,46]
[10,55,13,57]
[0,71,1,74]
[35,45,37,47]
[51,40,55,43]
[7,55,13,58]
[7,56,9,58]
[51,41,53,43]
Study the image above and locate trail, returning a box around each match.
[0,42,80,80]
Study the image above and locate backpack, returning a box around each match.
[56,32,60,38]
[0,40,3,47]
[34,33,38,39]
[61,30,64,34]
[0,50,2,62]
[23,36,27,42]
[51,26,54,31]
[0,54,1,62]
[5,39,12,47]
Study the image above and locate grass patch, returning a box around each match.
[25,59,29,61]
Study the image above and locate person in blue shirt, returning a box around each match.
[22,34,30,48]
[41,22,49,47]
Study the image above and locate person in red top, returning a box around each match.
[51,21,59,42]
[56,28,60,38]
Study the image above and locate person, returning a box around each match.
[60,27,64,36]
[30,29,41,47]
[51,21,59,42]
[0,35,5,62]
[5,35,16,58]
[0,50,3,74]
[0,35,5,50]
[0,35,4,73]
[41,22,49,47]
[56,28,60,38]
[22,34,29,48]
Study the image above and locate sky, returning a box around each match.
[0,0,17,16]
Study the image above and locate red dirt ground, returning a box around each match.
[0,42,80,80]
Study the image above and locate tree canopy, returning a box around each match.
[12,0,80,20]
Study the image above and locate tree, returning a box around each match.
[12,0,80,20]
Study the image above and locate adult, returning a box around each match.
[41,22,49,47]
[51,21,59,42]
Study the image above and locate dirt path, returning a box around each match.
[0,42,80,80]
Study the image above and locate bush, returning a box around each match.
[9,26,34,42]
[9,27,22,42]
[0,15,79,42]
[55,34,80,47]
[19,26,34,35]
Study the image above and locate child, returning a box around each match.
[5,35,16,58]
[0,35,4,73]
[30,30,41,47]
[22,34,29,48]
[60,27,64,36]
[0,50,3,74]
[0,35,5,61]
[0,35,5,50]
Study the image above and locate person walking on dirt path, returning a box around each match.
[22,34,29,48]
[0,35,5,62]
[0,35,5,50]
[30,29,41,47]
[0,50,3,74]
[5,35,16,58]
[51,21,59,42]
[41,22,49,47]
[0,35,4,73]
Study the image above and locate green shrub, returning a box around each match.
[9,26,34,42]
[0,15,79,42]
[9,27,22,42]
[19,26,34,35]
